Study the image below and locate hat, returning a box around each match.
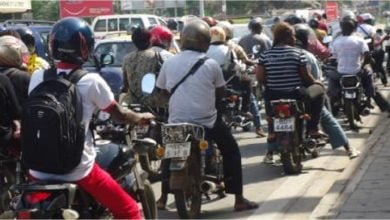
[210,26,226,43]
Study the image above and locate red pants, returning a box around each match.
[76,164,142,219]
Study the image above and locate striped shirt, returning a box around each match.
[259,45,307,91]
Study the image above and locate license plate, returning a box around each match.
[274,118,295,132]
[345,91,356,99]
[164,142,191,158]
[135,125,149,137]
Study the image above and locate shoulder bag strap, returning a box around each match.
[170,56,208,96]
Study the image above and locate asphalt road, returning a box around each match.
[151,82,390,219]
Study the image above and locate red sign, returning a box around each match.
[60,0,113,18]
[325,1,339,22]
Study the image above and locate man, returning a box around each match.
[372,28,389,86]
[27,17,154,219]
[331,15,390,119]
[156,19,258,212]
[239,17,271,57]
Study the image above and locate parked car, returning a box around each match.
[91,14,167,40]
[83,35,180,98]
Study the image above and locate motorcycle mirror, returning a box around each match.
[323,35,333,44]
[141,73,156,96]
[252,45,261,54]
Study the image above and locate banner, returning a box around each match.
[325,1,338,22]
[60,0,113,18]
[0,0,31,13]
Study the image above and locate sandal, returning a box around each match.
[234,199,259,212]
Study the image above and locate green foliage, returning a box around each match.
[31,0,59,22]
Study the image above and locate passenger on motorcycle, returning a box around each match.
[256,22,325,162]
[294,24,360,159]
[217,20,266,137]
[0,36,31,107]
[27,17,154,219]
[156,18,258,212]
[330,15,390,116]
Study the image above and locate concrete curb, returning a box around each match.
[310,116,390,219]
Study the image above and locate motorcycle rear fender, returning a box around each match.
[276,132,296,151]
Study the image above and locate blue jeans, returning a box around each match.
[266,106,348,152]
[250,93,262,129]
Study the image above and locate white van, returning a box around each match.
[91,14,167,40]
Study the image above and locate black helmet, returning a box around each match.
[284,14,304,25]
[308,18,319,29]
[14,26,35,53]
[340,15,357,35]
[294,24,311,48]
[180,19,210,52]
[49,17,94,64]
[248,17,263,33]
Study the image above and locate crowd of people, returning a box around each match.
[1,9,390,218]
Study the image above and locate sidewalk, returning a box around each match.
[311,116,390,219]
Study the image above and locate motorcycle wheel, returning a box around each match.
[173,186,201,219]
[139,155,162,182]
[344,99,358,129]
[242,124,252,132]
[0,168,15,213]
[280,146,302,174]
[140,180,157,219]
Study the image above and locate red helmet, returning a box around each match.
[149,25,173,49]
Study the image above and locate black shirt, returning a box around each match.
[0,67,30,106]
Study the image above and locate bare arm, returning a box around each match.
[298,65,316,87]
[255,64,266,86]
[107,103,154,124]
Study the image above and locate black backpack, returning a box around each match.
[21,68,87,174]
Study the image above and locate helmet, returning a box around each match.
[13,26,35,53]
[180,19,210,52]
[210,26,226,43]
[358,13,375,25]
[308,18,320,29]
[340,15,357,33]
[284,14,304,25]
[202,16,217,27]
[248,17,263,33]
[0,35,28,68]
[294,24,312,48]
[150,25,173,49]
[49,17,94,64]
[216,21,233,40]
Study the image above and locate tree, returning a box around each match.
[31,0,59,21]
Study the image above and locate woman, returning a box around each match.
[255,22,325,162]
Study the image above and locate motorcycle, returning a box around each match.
[270,86,327,174]
[3,110,158,219]
[142,73,225,219]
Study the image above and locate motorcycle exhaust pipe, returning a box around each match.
[200,180,217,194]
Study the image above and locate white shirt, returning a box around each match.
[357,24,374,38]
[156,50,226,128]
[206,44,229,66]
[28,68,115,181]
[330,34,369,75]
[151,46,174,62]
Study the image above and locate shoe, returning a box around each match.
[263,152,274,164]
[255,128,267,138]
[156,197,167,210]
[347,148,360,159]
[234,199,259,212]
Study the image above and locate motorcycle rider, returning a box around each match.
[294,24,360,159]
[156,19,258,212]
[330,15,390,120]
[13,26,50,74]
[218,20,266,137]
[239,17,272,56]
[27,17,154,219]
[121,27,165,107]
[256,22,325,163]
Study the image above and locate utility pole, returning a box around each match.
[222,0,227,20]
[199,0,205,17]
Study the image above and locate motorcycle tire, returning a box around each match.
[280,147,302,175]
[140,180,157,219]
[344,99,358,130]
[139,155,162,183]
[173,187,202,219]
[0,168,15,213]
[242,124,252,132]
